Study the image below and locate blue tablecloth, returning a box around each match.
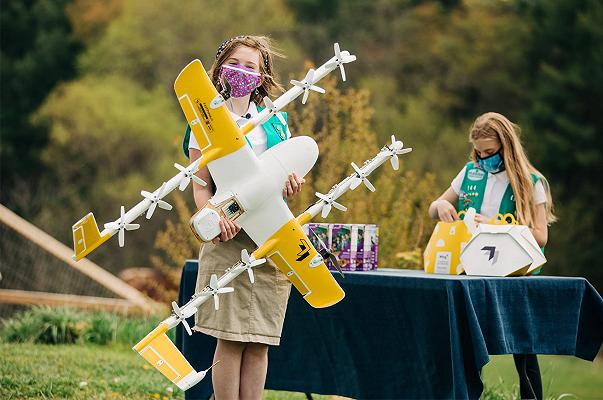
[176,262,603,400]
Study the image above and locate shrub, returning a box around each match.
[0,306,173,345]
[83,312,117,345]
[1,307,85,344]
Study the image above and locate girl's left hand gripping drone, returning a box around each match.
[70,43,411,390]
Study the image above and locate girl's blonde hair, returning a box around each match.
[469,112,557,227]
[208,35,284,105]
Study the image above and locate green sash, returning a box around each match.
[457,162,539,217]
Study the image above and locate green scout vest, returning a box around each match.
[457,161,539,218]
[182,107,288,159]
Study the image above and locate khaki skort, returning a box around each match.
[193,232,291,345]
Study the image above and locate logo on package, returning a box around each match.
[481,246,499,265]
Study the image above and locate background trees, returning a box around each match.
[2,0,601,289]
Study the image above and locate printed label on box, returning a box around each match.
[435,251,452,274]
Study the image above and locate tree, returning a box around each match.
[520,0,603,289]
[1,0,82,215]
[32,75,182,270]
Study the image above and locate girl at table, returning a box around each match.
[428,112,557,399]
[183,35,304,399]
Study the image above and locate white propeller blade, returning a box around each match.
[325,43,357,82]
[390,134,403,150]
[389,134,400,170]
[261,96,287,126]
[390,153,400,170]
[209,274,234,311]
[240,249,266,284]
[316,192,347,218]
[171,301,192,336]
[350,162,375,192]
[104,206,140,247]
[141,182,173,219]
[290,69,326,105]
[175,158,206,191]
[247,264,254,284]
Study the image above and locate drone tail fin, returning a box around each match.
[72,212,111,261]
[133,323,205,390]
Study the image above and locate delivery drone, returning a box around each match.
[71,43,412,390]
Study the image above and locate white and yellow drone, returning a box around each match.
[71,43,412,390]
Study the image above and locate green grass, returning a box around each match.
[0,343,331,400]
[482,354,603,400]
[0,343,182,400]
[1,342,601,399]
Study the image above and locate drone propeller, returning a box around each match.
[240,249,266,284]
[171,301,193,336]
[378,135,405,170]
[141,182,173,219]
[350,162,376,192]
[290,69,326,104]
[175,158,206,191]
[316,192,348,218]
[260,96,287,126]
[209,274,234,311]
[325,43,357,82]
[308,227,345,278]
[104,206,140,247]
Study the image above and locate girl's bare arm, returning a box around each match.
[428,187,460,221]
[531,203,548,247]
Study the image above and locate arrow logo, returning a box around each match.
[296,239,310,261]
[481,246,499,264]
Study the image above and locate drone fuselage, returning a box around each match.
[191,136,319,245]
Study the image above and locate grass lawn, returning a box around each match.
[1,343,601,399]
[0,343,328,400]
[482,354,603,399]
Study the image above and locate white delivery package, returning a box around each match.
[460,223,546,277]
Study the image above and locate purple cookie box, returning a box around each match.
[303,223,379,271]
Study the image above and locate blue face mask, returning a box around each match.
[477,149,505,174]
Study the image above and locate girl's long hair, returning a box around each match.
[469,112,557,227]
[208,35,285,105]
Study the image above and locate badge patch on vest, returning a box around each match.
[467,168,486,181]
[272,123,286,140]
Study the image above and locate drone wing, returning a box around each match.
[133,324,207,390]
[239,193,345,309]
[267,217,345,308]
[174,59,245,164]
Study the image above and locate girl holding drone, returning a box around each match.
[184,35,304,399]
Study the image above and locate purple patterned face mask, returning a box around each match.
[219,64,261,98]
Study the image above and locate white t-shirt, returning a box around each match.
[451,166,547,219]
[188,101,291,157]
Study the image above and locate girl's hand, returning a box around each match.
[282,172,305,200]
[212,217,241,244]
[436,200,459,222]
